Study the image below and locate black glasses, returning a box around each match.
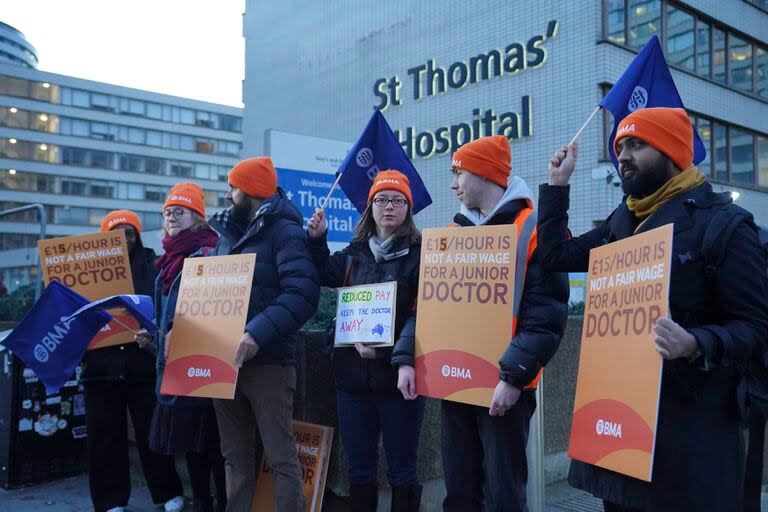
[372,197,407,208]
[163,208,187,220]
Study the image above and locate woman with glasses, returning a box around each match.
[85,210,183,512]
[135,182,226,512]
[307,170,425,512]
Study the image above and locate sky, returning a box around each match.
[3,0,245,106]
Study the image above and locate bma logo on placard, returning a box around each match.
[187,367,212,378]
[628,86,648,111]
[595,419,623,438]
[441,364,473,380]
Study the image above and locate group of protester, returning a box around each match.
[82,106,768,512]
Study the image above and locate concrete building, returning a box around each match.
[242,0,767,239]
[0,22,243,292]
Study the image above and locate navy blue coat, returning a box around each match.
[537,182,768,511]
[208,189,320,367]
[309,233,420,394]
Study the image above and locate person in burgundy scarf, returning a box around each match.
[135,182,225,512]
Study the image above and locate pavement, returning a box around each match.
[1,452,766,511]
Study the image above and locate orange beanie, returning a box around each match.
[164,182,206,217]
[228,157,277,199]
[614,107,693,171]
[367,170,413,208]
[101,209,142,233]
[451,135,511,189]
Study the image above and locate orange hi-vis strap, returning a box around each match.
[448,208,542,388]
[509,208,543,390]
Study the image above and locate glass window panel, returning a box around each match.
[696,118,711,176]
[196,139,215,153]
[170,162,194,177]
[0,75,28,97]
[758,136,768,188]
[120,155,144,172]
[91,93,114,111]
[90,181,114,198]
[60,118,71,135]
[90,151,113,169]
[628,0,660,50]
[0,106,29,129]
[62,147,87,166]
[146,103,163,119]
[146,130,162,146]
[729,36,753,92]
[756,46,767,98]
[145,186,166,202]
[89,209,109,226]
[666,7,694,71]
[195,163,212,179]
[196,111,213,127]
[128,183,144,200]
[128,99,145,116]
[91,122,116,141]
[56,206,88,225]
[218,115,241,132]
[61,88,72,105]
[730,128,754,185]
[30,82,58,102]
[61,179,87,195]
[179,108,195,124]
[127,127,144,144]
[71,119,89,137]
[714,123,728,181]
[713,28,726,84]
[180,136,195,151]
[72,89,89,108]
[144,157,165,175]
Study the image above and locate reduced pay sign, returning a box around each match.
[334,282,397,347]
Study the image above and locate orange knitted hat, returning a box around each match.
[451,135,511,188]
[164,182,206,217]
[614,107,693,171]
[367,170,413,208]
[228,157,278,199]
[101,209,142,233]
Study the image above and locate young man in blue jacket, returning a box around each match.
[208,157,320,512]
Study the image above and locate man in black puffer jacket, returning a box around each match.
[540,108,768,511]
[208,157,320,512]
[442,136,569,512]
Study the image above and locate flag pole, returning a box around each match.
[110,315,142,335]
[568,105,602,146]
[319,172,343,211]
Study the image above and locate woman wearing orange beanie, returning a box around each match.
[84,210,185,512]
[135,183,225,512]
[307,170,424,511]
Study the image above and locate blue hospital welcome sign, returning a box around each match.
[277,167,360,244]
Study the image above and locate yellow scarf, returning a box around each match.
[626,166,706,232]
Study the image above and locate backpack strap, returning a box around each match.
[700,204,750,280]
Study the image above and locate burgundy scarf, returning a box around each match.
[156,226,219,294]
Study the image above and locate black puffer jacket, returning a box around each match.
[208,188,320,366]
[309,233,420,394]
[538,182,768,511]
[453,198,569,388]
[81,242,158,383]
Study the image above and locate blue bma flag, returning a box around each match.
[599,35,706,169]
[337,110,432,214]
[65,293,158,335]
[1,281,112,394]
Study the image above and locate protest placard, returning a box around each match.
[568,224,672,482]
[334,281,397,347]
[414,225,518,407]
[38,230,136,349]
[252,421,334,512]
[159,254,255,399]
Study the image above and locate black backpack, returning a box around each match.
[699,196,768,421]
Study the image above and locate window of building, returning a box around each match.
[179,136,195,151]
[755,46,767,98]
[170,162,194,177]
[91,122,116,141]
[146,102,163,119]
[90,181,115,198]
[56,206,89,225]
[628,0,660,50]
[714,123,728,182]
[758,135,768,187]
[606,0,626,44]
[695,20,710,77]
[179,108,195,125]
[665,6,694,71]
[196,139,215,154]
[729,36,753,92]
[195,163,212,179]
[145,186,166,202]
[61,179,87,195]
[90,151,113,169]
[695,117,711,176]
[0,106,29,129]
[196,111,213,127]
[30,81,59,103]
[0,75,28,97]
[120,155,144,173]
[730,128,755,185]
[712,28,726,84]
[218,114,242,132]
[72,89,90,108]
[146,130,162,146]
[71,119,89,137]
[144,157,165,175]
[62,147,87,166]
[91,93,115,112]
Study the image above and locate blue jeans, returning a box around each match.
[336,390,425,487]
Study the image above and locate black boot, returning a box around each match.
[349,483,378,512]
[391,485,422,512]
